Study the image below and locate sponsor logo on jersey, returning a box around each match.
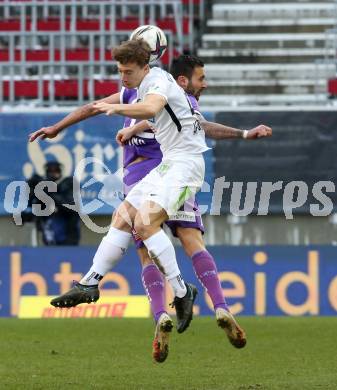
[156,162,171,176]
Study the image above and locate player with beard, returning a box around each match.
[115,55,271,361]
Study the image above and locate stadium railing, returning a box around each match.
[0,30,174,105]
[0,0,189,105]
[0,0,203,105]
[0,0,192,52]
[211,2,336,19]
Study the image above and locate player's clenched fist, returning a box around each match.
[246,125,272,140]
[29,126,59,142]
[116,127,135,146]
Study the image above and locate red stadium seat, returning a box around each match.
[2,79,119,99]
[94,80,119,96]
[0,47,173,64]
[328,79,337,96]
[0,20,21,31]
[181,0,201,4]
[0,17,189,34]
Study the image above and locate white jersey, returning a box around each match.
[137,67,209,159]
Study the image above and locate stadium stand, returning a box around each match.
[198,0,337,108]
[0,0,203,105]
[2,0,335,108]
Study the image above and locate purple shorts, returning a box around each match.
[165,199,205,238]
[123,158,161,196]
[124,158,204,248]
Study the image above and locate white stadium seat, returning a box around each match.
[198,0,337,107]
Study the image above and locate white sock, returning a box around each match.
[143,230,187,297]
[81,227,131,286]
[168,274,187,298]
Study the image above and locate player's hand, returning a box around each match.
[116,127,136,146]
[246,124,272,140]
[93,102,116,115]
[29,126,59,142]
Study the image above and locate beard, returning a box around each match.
[185,82,201,101]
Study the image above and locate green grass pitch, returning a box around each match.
[1,317,337,389]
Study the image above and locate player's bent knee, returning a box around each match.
[133,213,149,240]
[134,212,158,240]
[113,201,137,230]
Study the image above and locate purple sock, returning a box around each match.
[141,264,166,323]
[191,250,229,311]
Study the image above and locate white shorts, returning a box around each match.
[125,155,205,216]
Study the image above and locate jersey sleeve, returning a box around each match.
[142,77,169,102]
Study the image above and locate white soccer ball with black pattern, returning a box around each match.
[130,25,167,63]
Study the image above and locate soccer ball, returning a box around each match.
[130,25,167,63]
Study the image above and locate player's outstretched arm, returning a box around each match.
[201,120,272,140]
[93,94,166,120]
[29,92,120,142]
[116,121,152,146]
